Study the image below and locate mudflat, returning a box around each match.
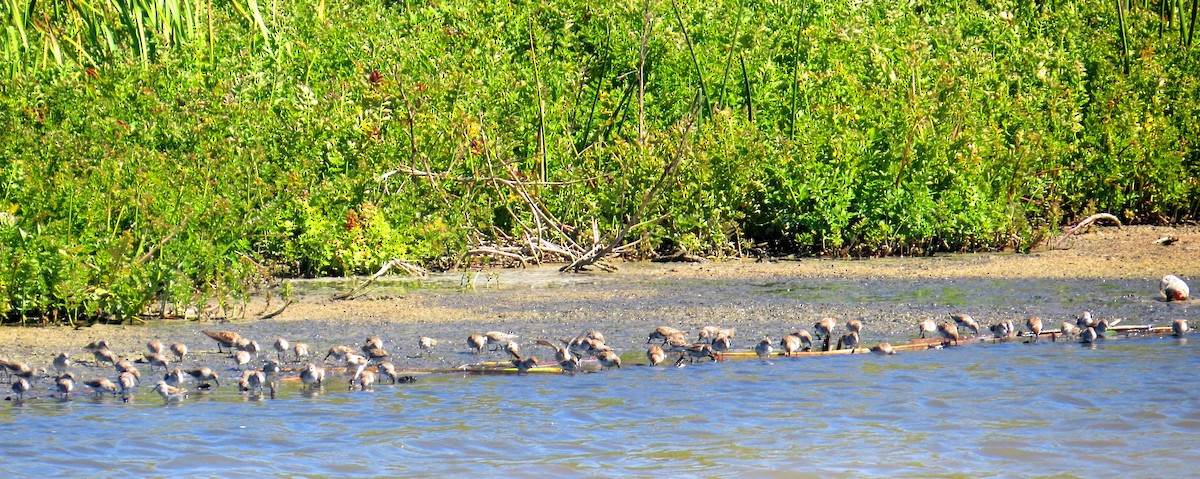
[2,225,1196,373]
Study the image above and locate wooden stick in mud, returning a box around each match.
[1053,212,1121,248]
[331,258,427,301]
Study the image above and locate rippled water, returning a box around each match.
[3,336,1197,477]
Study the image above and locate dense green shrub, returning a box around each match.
[0,0,1197,322]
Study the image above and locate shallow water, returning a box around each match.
[2,336,1197,478]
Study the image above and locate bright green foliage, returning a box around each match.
[1,0,1198,322]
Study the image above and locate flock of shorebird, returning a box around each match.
[2,275,1192,404]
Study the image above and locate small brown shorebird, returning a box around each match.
[596,350,622,369]
[170,343,188,364]
[362,344,390,363]
[648,326,687,344]
[377,362,401,384]
[510,355,540,375]
[364,336,384,350]
[164,368,185,387]
[949,313,980,336]
[92,348,118,367]
[1077,311,1096,328]
[353,370,376,391]
[779,335,801,357]
[937,322,960,346]
[153,381,187,401]
[239,370,267,394]
[236,339,261,358]
[661,333,691,353]
[324,345,352,363]
[1060,322,1081,341]
[262,359,282,376]
[56,372,76,398]
[466,334,487,354]
[84,340,111,351]
[647,345,666,366]
[485,331,519,351]
[919,319,937,339]
[53,352,71,373]
[754,337,773,359]
[535,339,573,363]
[791,330,814,351]
[836,331,860,351]
[1080,327,1098,344]
[1172,319,1190,337]
[345,353,371,379]
[1026,317,1044,342]
[273,337,290,362]
[118,372,138,394]
[147,339,165,356]
[1161,275,1190,301]
[186,367,220,387]
[11,377,30,401]
[846,319,863,335]
[292,343,311,363]
[682,344,717,363]
[559,356,581,374]
[145,352,170,372]
[711,334,732,352]
[300,363,325,389]
[697,327,735,344]
[814,317,837,341]
[202,330,241,353]
[233,350,252,371]
[418,336,438,354]
[870,342,896,355]
[84,378,119,396]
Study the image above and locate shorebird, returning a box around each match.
[937,322,960,346]
[1,358,32,380]
[147,339,165,356]
[164,368,185,387]
[596,350,622,369]
[779,334,801,357]
[697,327,735,344]
[681,344,717,363]
[11,378,30,401]
[1060,322,1081,341]
[791,330,814,351]
[364,336,385,350]
[377,362,401,384]
[919,319,937,339]
[1080,327,1098,344]
[534,339,573,363]
[233,350,252,371]
[56,372,76,398]
[418,337,438,353]
[273,337,290,361]
[1173,319,1190,337]
[239,370,267,394]
[510,355,539,375]
[837,331,860,351]
[950,313,980,336]
[300,363,325,389]
[324,345,353,363]
[871,342,896,355]
[1025,317,1044,342]
[814,317,837,341]
[582,330,607,344]
[467,334,487,354]
[153,381,187,401]
[846,319,863,335]
[144,352,170,372]
[1077,311,1096,328]
[362,344,390,363]
[236,338,261,358]
[345,353,371,379]
[989,322,1012,339]
[53,352,71,373]
[84,340,111,351]
[353,370,376,391]
[559,355,581,374]
[711,334,732,352]
[647,344,666,366]
[92,348,118,367]
[170,343,188,364]
[755,337,773,359]
[202,330,241,353]
[648,326,687,344]
[186,367,220,387]
[485,331,519,351]
[118,372,138,394]
[84,378,119,396]
[292,343,311,363]
[660,333,691,353]
[1161,275,1190,301]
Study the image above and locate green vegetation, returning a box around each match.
[1,0,1198,323]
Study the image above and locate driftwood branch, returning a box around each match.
[256,300,294,320]
[1052,213,1122,249]
[331,258,428,301]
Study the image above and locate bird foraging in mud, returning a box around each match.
[814,317,837,342]
[1080,327,1098,344]
[418,337,439,353]
[949,313,979,336]
[300,363,325,389]
[681,344,717,363]
[836,331,860,351]
[779,334,801,357]
[11,377,30,401]
[84,377,118,396]
[153,381,187,402]
[870,342,895,355]
[273,337,290,362]
[202,330,241,353]
[1060,322,1081,341]
[170,342,188,364]
[937,322,960,346]
[919,319,937,339]
[186,367,220,387]
[510,355,540,375]
[485,331,519,351]
[466,334,487,354]
[1161,275,1190,301]
[648,326,687,344]
[596,350,622,369]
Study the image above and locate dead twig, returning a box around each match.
[1052,213,1122,249]
[331,258,427,301]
